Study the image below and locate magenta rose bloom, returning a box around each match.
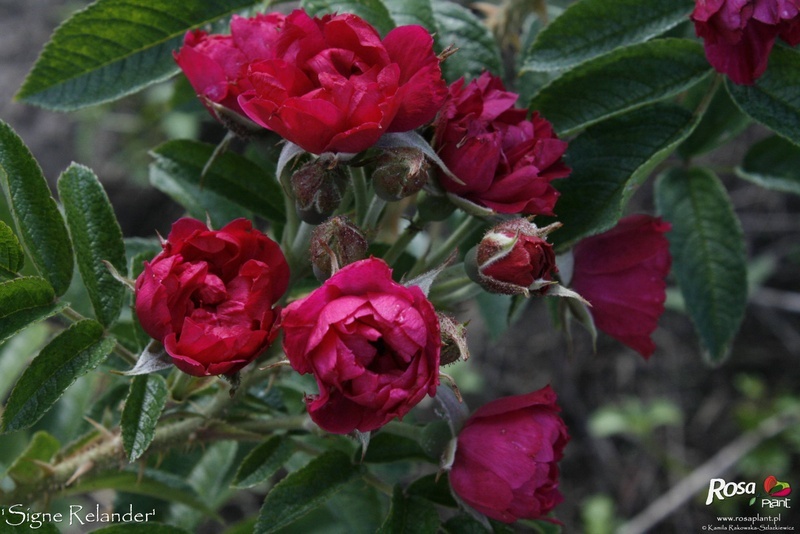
[433,72,570,216]
[175,13,286,118]
[281,257,441,434]
[468,219,557,295]
[235,9,447,154]
[450,386,569,523]
[135,218,289,376]
[692,0,800,84]
[570,215,672,358]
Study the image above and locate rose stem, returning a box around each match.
[412,215,484,275]
[381,213,423,265]
[351,165,370,226]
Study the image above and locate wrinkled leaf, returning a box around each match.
[0,220,24,278]
[121,374,168,461]
[2,320,115,433]
[384,0,437,32]
[530,39,710,135]
[150,140,285,225]
[656,167,747,363]
[543,104,698,249]
[736,135,800,196]
[0,276,66,346]
[0,121,73,295]
[727,46,800,146]
[678,79,750,158]
[6,431,60,484]
[433,1,502,81]
[255,450,361,534]
[15,0,264,110]
[377,485,439,534]
[233,436,294,488]
[523,0,694,72]
[58,163,127,326]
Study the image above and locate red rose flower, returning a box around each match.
[692,0,800,84]
[450,386,569,523]
[174,13,286,118]
[135,218,289,376]
[281,257,440,434]
[467,219,558,295]
[433,72,570,215]
[236,9,447,154]
[570,215,672,358]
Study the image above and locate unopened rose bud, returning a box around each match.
[466,219,559,296]
[438,313,470,366]
[310,216,369,281]
[372,148,430,201]
[291,160,348,224]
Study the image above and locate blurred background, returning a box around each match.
[1,0,799,532]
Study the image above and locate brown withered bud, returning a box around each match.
[291,160,349,224]
[438,313,470,366]
[372,147,430,201]
[310,215,369,281]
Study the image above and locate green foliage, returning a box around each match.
[432,1,503,81]
[523,0,694,72]
[121,374,169,461]
[384,0,437,33]
[91,524,191,534]
[589,398,683,438]
[0,121,73,295]
[678,80,751,158]
[255,450,362,533]
[530,39,710,135]
[232,435,295,488]
[736,135,800,196]
[58,163,127,327]
[543,104,698,249]
[656,168,748,363]
[302,0,396,36]
[0,220,24,279]
[1,320,116,433]
[15,0,264,110]
[727,46,800,146]
[0,277,67,346]
[6,431,60,484]
[377,485,440,534]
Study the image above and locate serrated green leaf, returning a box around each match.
[727,46,800,146]
[383,0,437,32]
[6,431,60,484]
[377,485,439,534]
[15,0,264,110]
[433,1,502,82]
[90,524,191,534]
[0,121,73,295]
[150,140,285,225]
[255,450,361,534]
[63,469,216,516]
[736,135,800,195]
[530,39,710,135]
[2,320,115,433]
[301,0,396,35]
[543,104,698,249]
[0,276,67,346]
[58,163,127,327]
[523,0,694,72]
[0,220,24,278]
[232,435,294,488]
[121,374,168,462]
[656,167,747,364]
[678,78,751,158]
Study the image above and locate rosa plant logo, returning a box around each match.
[764,475,792,497]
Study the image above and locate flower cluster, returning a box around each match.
[692,0,800,84]
[129,7,679,525]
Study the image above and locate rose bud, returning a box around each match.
[433,72,570,216]
[238,10,448,155]
[450,385,569,523]
[692,0,800,85]
[466,219,558,296]
[281,257,440,434]
[290,160,349,224]
[569,215,672,358]
[310,215,369,281]
[135,218,290,376]
[372,148,430,201]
